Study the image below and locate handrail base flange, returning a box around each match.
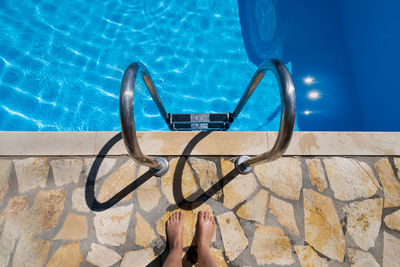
[151,157,169,177]
[235,156,254,174]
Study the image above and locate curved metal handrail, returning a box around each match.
[234,59,296,174]
[120,62,169,176]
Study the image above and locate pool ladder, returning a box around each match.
[120,59,296,176]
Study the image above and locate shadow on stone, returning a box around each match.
[172,131,240,210]
[85,131,240,265]
[85,132,154,212]
[165,131,239,265]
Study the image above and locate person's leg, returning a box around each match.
[163,211,184,267]
[197,211,218,267]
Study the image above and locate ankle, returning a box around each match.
[168,245,182,257]
[197,243,211,255]
[170,242,183,251]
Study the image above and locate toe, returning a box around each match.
[210,213,214,223]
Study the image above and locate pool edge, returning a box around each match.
[0,131,399,156]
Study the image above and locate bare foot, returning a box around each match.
[166,211,184,250]
[197,211,216,252]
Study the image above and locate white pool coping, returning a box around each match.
[0,131,399,156]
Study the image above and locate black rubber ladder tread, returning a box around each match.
[168,113,233,131]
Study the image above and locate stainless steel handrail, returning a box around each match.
[234,59,296,174]
[120,62,169,176]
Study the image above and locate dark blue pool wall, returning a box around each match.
[238,0,400,131]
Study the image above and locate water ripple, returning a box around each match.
[0,0,283,131]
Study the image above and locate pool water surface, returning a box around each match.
[0,0,286,131]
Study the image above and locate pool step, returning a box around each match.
[168,113,233,131]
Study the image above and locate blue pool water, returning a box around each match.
[0,0,287,131]
[1,0,399,131]
[239,0,400,131]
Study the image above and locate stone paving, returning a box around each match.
[0,156,400,266]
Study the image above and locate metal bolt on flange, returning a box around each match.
[235,156,254,174]
[151,157,169,177]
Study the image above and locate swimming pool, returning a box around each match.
[1,0,399,131]
[239,0,400,131]
[0,0,289,131]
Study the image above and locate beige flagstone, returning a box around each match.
[50,158,83,186]
[383,232,400,267]
[358,161,381,189]
[294,245,328,267]
[236,189,269,224]
[394,157,400,176]
[181,169,199,200]
[72,187,90,212]
[384,209,400,231]
[12,234,52,267]
[0,195,29,225]
[161,157,178,204]
[46,242,82,267]
[306,158,328,192]
[348,248,379,267]
[161,158,199,204]
[93,204,133,246]
[82,157,117,178]
[3,153,399,267]
[343,198,383,251]
[137,186,162,212]
[0,219,24,266]
[251,225,294,265]
[303,189,345,262]
[120,248,156,267]
[375,158,400,208]
[54,213,88,240]
[134,212,156,247]
[86,243,122,267]
[97,160,136,202]
[268,195,299,236]
[254,157,302,200]
[221,159,258,209]
[220,158,236,177]
[189,157,221,200]
[0,159,11,204]
[323,157,378,201]
[28,189,66,234]
[14,157,49,193]
[217,211,248,262]
[136,166,162,212]
[0,196,29,266]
